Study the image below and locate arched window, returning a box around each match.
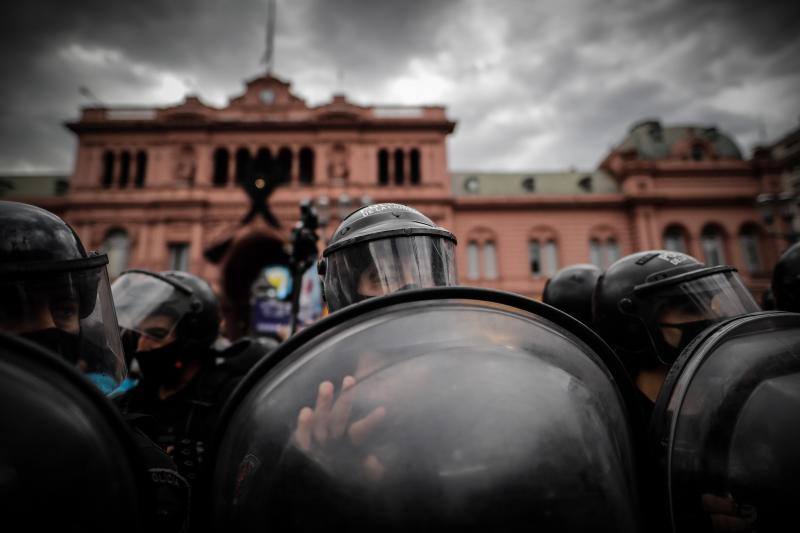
[101,151,114,188]
[701,224,727,266]
[529,227,559,277]
[529,240,541,275]
[467,242,480,280]
[254,147,272,182]
[588,226,621,269]
[483,241,498,280]
[235,148,252,184]
[409,148,421,184]
[466,228,499,281]
[134,151,147,188]
[739,224,763,274]
[118,151,131,188]
[606,238,620,265]
[299,147,314,184]
[394,148,405,185]
[529,240,560,276]
[589,238,602,267]
[101,229,130,279]
[663,224,689,254]
[212,148,229,187]
[378,149,389,185]
[277,147,292,185]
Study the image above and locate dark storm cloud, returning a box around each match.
[0,0,798,173]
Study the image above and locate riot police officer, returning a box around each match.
[317,203,458,312]
[301,202,460,478]
[542,263,602,326]
[0,200,188,531]
[772,241,800,312]
[593,250,760,411]
[113,270,271,484]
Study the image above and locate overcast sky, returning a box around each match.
[1,0,798,174]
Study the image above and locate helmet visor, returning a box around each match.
[637,271,760,360]
[112,271,193,343]
[0,263,127,395]
[324,236,457,312]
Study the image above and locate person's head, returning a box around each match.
[112,269,220,384]
[318,203,458,312]
[772,242,800,313]
[593,251,760,380]
[0,201,126,394]
[542,264,602,326]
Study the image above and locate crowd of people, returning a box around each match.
[2,198,799,532]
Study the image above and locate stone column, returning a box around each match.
[314,144,327,185]
[113,150,122,188]
[138,223,153,267]
[632,205,657,250]
[388,145,396,185]
[228,146,237,187]
[190,221,204,273]
[151,221,167,270]
[291,145,300,185]
[195,144,212,187]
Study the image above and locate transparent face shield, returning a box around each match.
[0,264,127,395]
[637,271,760,363]
[111,271,193,348]
[324,236,457,312]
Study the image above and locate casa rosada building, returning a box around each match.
[22,72,786,334]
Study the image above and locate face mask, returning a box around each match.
[134,341,185,386]
[21,328,81,365]
[656,318,717,364]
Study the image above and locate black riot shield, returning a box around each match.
[0,332,148,532]
[650,311,800,532]
[211,287,642,532]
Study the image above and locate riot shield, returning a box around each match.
[212,287,642,531]
[651,311,800,532]
[0,332,147,532]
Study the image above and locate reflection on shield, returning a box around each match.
[212,287,641,531]
[0,332,146,531]
[651,311,800,532]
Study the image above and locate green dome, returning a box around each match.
[617,119,743,160]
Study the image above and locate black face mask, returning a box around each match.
[21,328,82,365]
[656,318,717,365]
[134,341,185,386]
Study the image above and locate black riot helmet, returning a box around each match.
[113,269,220,351]
[772,242,800,312]
[542,263,602,325]
[212,287,641,532]
[317,203,458,312]
[0,201,127,395]
[593,250,759,372]
[0,332,148,531]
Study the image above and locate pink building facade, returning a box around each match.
[19,74,784,332]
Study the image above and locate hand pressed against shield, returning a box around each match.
[702,493,757,532]
[293,375,387,482]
